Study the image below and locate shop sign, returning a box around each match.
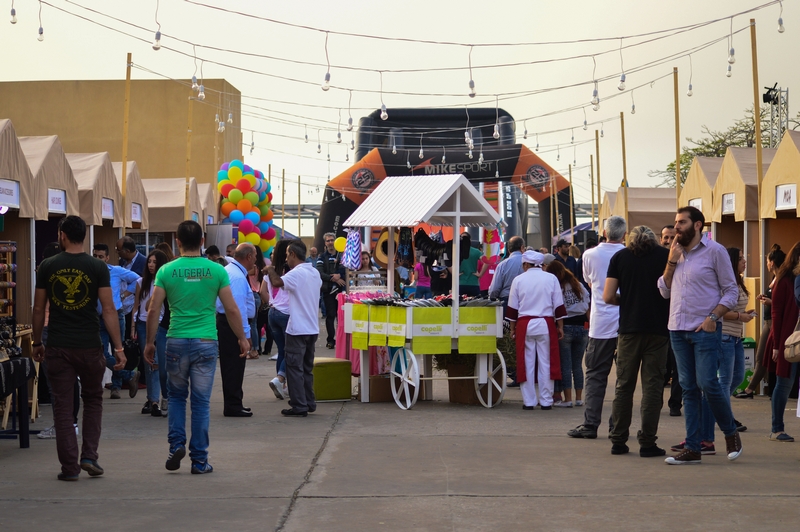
[457,322,497,337]
[721,193,735,214]
[47,188,67,214]
[131,203,142,223]
[191,211,199,222]
[411,323,453,337]
[688,198,702,211]
[0,179,20,209]
[101,198,114,219]
[775,184,797,211]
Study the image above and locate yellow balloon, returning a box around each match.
[246,174,257,188]
[217,179,231,192]
[238,231,246,243]
[228,166,243,181]
[258,238,270,252]
[334,236,346,253]
[246,232,261,245]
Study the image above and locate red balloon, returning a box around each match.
[220,184,234,198]
[267,192,273,202]
[236,179,251,193]
[265,227,276,240]
[238,219,254,234]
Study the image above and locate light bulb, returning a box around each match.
[350,139,354,150]
[557,153,560,161]
[492,124,499,140]
[217,122,225,133]
[227,113,233,124]
[464,131,471,146]
[10,8,16,24]
[198,85,205,100]
[535,142,539,151]
[419,148,424,159]
[523,128,527,140]
[406,157,411,169]
[347,117,353,131]
[468,149,473,159]
[631,104,636,114]
[687,83,693,97]
[468,138,474,150]
[250,142,254,155]
[380,104,388,121]
[322,72,331,91]
[618,73,626,91]
[727,48,735,64]
[152,31,162,51]
[215,113,220,123]
[495,169,499,178]
[392,145,397,155]
[601,127,604,138]
[479,152,484,164]
[346,153,349,162]
[327,153,331,162]
[593,103,600,111]
[778,17,785,33]
[337,132,342,143]
[317,144,321,154]
[305,134,308,143]
[571,132,574,143]
[591,88,599,106]
[726,64,732,77]
[583,120,588,131]
[442,154,446,164]
[191,76,198,91]
[468,79,476,98]
[37,26,43,41]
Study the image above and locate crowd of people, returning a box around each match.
[27,208,800,480]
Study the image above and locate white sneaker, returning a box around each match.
[74,423,79,436]
[160,398,168,416]
[554,401,573,408]
[269,377,285,400]
[283,384,289,399]
[37,425,56,439]
[269,354,278,361]
[575,400,584,406]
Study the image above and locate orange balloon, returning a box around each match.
[237,199,253,213]
[220,202,236,216]
[262,210,274,222]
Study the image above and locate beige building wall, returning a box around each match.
[0,79,242,187]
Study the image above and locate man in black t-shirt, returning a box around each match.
[32,216,125,481]
[602,225,671,458]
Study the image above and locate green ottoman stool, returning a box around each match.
[312,357,352,401]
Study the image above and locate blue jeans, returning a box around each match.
[101,310,132,390]
[555,324,588,392]
[165,338,218,465]
[700,335,744,442]
[772,363,799,433]
[268,308,289,377]
[670,324,737,453]
[136,320,167,403]
[415,286,433,299]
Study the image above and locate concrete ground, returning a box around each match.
[2,333,800,531]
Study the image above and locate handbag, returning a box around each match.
[123,338,141,371]
[784,316,800,364]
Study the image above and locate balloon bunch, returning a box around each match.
[217,159,277,257]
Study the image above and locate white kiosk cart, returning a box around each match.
[343,174,506,410]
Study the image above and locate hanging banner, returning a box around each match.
[458,307,498,354]
[101,198,114,219]
[351,304,369,350]
[0,179,20,209]
[131,203,142,223]
[387,306,407,347]
[368,305,388,347]
[48,188,67,214]
[411,307,452,354]
[776,184,796,211]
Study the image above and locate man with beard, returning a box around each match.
[658,206,741,465]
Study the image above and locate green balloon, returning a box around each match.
[259,203,271,216]
[228,189,244,204]
[244,191,259,205]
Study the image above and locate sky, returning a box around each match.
[1,0,797,233]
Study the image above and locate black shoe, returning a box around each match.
[640,445,667,458]
[281,408,308,417]
[326,342,335,349]
[128,370,140,398]
[224,409,253,417]
[80,459,104,477]
[166,445,186,471]
[308,406,316,413]
[540,405,552,410]
[522,405,534,411]
[242,406,252,412]
[611,443,629,455]
[57,472,79,481]
[734,390,754,399]
[734,419,747,432]
[141,400,152,414]
[567,424,598,439]
[669,408,682,417]
[150,402,162,417]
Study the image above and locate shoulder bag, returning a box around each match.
[784,316,800,364]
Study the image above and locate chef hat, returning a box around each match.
[521,250,544,266]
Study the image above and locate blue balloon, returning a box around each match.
[229,159,244,171]
[245,211,261,225]
[259,191,267,202]
[229,209,244,224]
[265,246,274,257]
[265,181,271,194]
[217,170,228,182]
[258,221,270,233]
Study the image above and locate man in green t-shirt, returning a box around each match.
[458,232,483,298]
[144,220,249,475]
[32,216,125,481]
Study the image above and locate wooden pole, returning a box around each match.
[750,18,765,287]
[298,175,302,236]
[590,154,596,233]
[185,90,194,221]
[568,164,574,243]
[594,130,601,217]
[267,164,271,184]
[281,169,286,233]
[673,66,681,208]
[121,52,132,235]
[620,112,629,232]
[554,174,561,238]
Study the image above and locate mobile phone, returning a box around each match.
[749,311,758,317]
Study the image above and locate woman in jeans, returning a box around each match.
[765,241,800,442]
[412,251,432,299]
[544,260,589,407]
[735,244,786,398]
[132,250,169,416]
[266,239,292,400]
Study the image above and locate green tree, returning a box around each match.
[650,105,799,187]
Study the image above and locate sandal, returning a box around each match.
[246,350,260,360]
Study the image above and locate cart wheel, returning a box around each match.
[474,350,507,408]
[389,347,420,410]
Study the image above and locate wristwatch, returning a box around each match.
[707,313,719,321]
